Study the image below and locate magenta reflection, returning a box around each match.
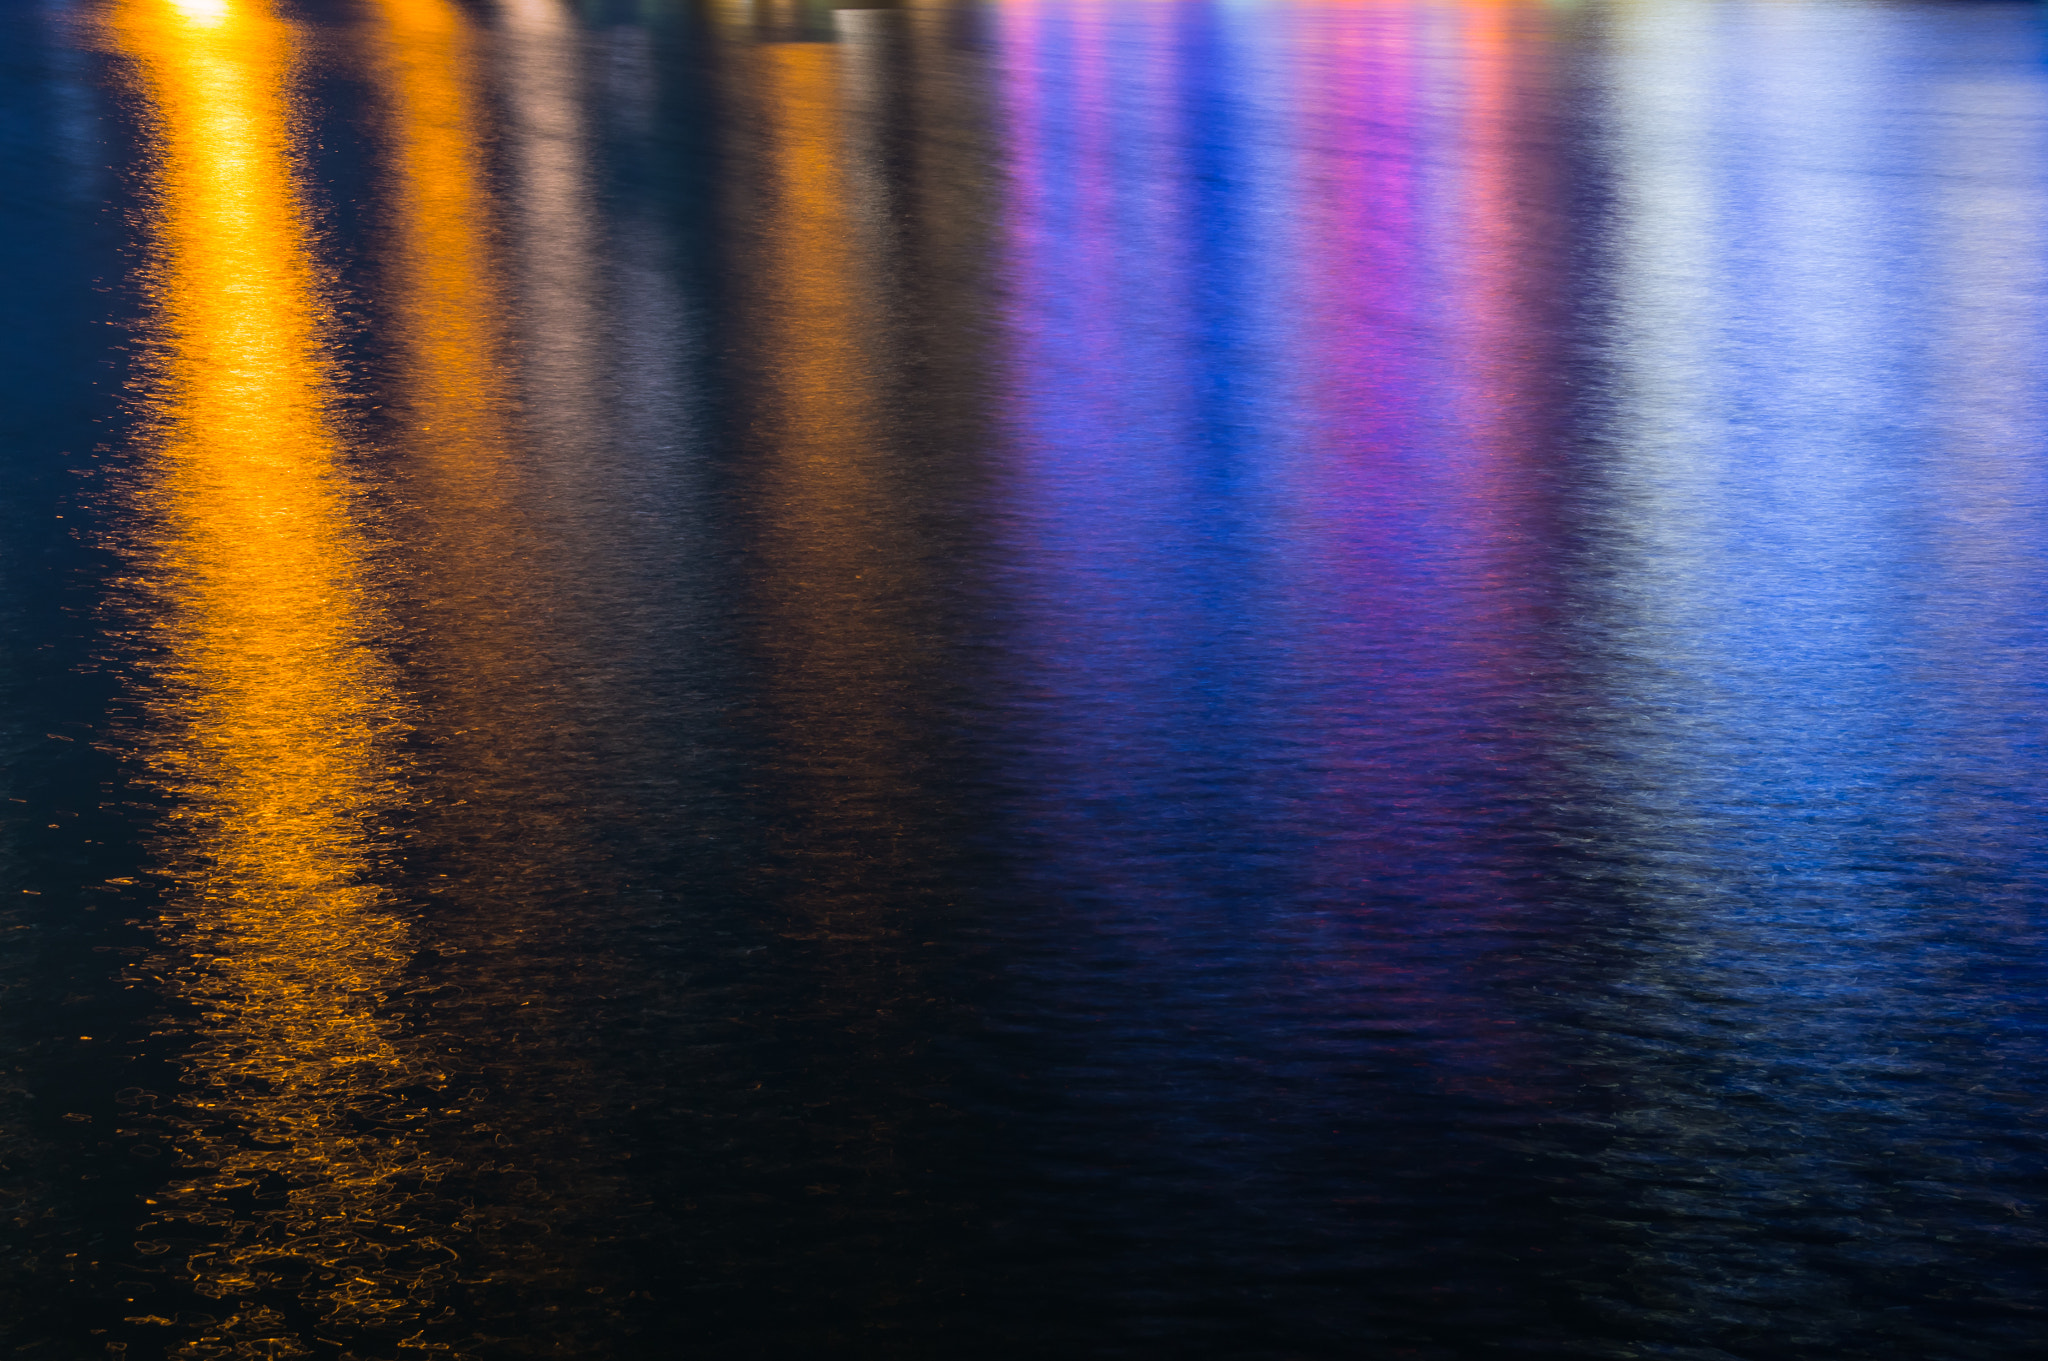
[989,0,1579,1116]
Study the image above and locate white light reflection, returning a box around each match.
[1576,1,2013,1340]
[497,0,600,467]
[168,0,227,24]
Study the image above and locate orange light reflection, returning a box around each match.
[106,0,444,1343]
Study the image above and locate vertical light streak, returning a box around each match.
[1595,0,1911,870]
[1916,58,2048,859]
[1447,0,1553,572]
[1599,0,1726,627]
[374,0,508,485]
[746,35,906,903]
[106,0,443,1346]
[498,0,601,468]
[756,37,867,515]
[1282,0,1466,908]
[601,23,693,477]
[368,0,530,679]
[370,0,685,1318]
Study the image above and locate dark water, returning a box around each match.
[3,0,2046,1356]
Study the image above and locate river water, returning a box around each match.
[2,0,2044,1356]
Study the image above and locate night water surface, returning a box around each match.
[3,0,2046,1356]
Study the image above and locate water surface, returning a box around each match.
[2,0,2045,1356]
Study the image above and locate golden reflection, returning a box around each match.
[737,36,921,939]
[373,0,510,499]
[753,38,882,769]
[106,0,445,1350]
[761,43,862,427]
[1450,1,1561,630]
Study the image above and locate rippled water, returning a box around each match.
[3,0,2045,1356]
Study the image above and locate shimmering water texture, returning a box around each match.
[2,0,2045,1357]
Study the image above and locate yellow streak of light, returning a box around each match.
[763,42,861,433]
[755,38,875,730]
[106,0,441,1341]
[374,0,508,473]
[167,0,228,26]
[744,40,921,945]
